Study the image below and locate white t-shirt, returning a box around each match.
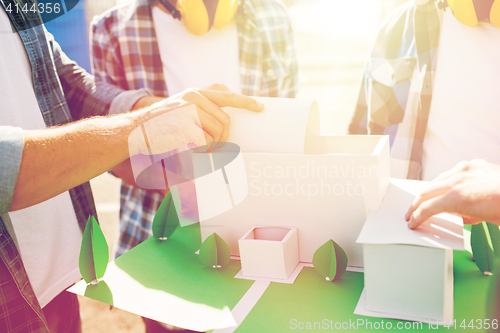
[0,10,82,308]
[422,10,500,181]
[152,6,242,95]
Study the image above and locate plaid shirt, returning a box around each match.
[0,1,124,331]
[91,0,299,257]
[349,0,441,180]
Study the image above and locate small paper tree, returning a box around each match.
[471,222,500,275]
[79,215,109,285]
[152,186,181,241]
[312,239,348,281]
[199,233,230,269]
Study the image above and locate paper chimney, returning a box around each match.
[238,226,299,280]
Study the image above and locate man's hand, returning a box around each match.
[10,86,263,212]
[129,85,264,153]
[405,160,500,229]
[163,85,264,143]
[130,85,264,154]
[131,83,263,144]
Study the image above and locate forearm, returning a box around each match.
[11,113,137,211]
[9,88,264,211]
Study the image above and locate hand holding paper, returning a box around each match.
[157,86,265,145]
[129,88,264,156]
[405,160,500,229]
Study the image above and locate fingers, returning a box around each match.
[204,83,230,91]
[199,89,265,113]
[153,88,264,147]
[182,90,231,142]
[195,108,225,142]
[407,195,449,229]
[463,217,483,225]
[404,161,470,223]
[185,118,211,149]
[203,132,213,150]
[177,88,265,144]
[405,179,452,221]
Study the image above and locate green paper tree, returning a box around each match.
[471,222,500,275]
[79,215,109,284]
[84,280,114,306]
[486,263,500,321]
[199,233,230,269]
[152,186,181,241]
[312,239,348,282]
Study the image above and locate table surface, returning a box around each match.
[74,223,496,332]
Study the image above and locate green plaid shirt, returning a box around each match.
[91,0,299,257]
[349,0,442,180]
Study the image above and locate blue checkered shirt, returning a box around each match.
[0,0,125,331]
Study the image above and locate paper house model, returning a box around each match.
[356,179,464,323]
[239,226,299,279]
[192,97,391,269]
[363,244,453,321]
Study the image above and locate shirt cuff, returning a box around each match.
[109,88,151,115]
[0,127,24,215]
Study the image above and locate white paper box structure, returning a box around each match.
[363,244,453,321]
[356,179,464,323]
[193,98,391,268]
[239,227,299,279]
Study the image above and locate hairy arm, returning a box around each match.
[10,88,263,211]
[11,113,135,211]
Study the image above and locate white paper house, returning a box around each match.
[356,179,465,323]
[239,226,299,280]
[192,98,391,268]
[363,244,453,322]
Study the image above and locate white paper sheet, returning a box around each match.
[223,97,320,154]
[356,179,465,250]
[68,262,236,332]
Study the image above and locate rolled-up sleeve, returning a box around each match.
[0,127,24,215]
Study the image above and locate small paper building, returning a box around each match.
[239,226,299,279]
[363,244,453,321]
[356,179,464,323]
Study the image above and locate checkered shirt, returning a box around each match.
[349,0,442,180]
[91,0,299,257]
[0,0,125,331]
